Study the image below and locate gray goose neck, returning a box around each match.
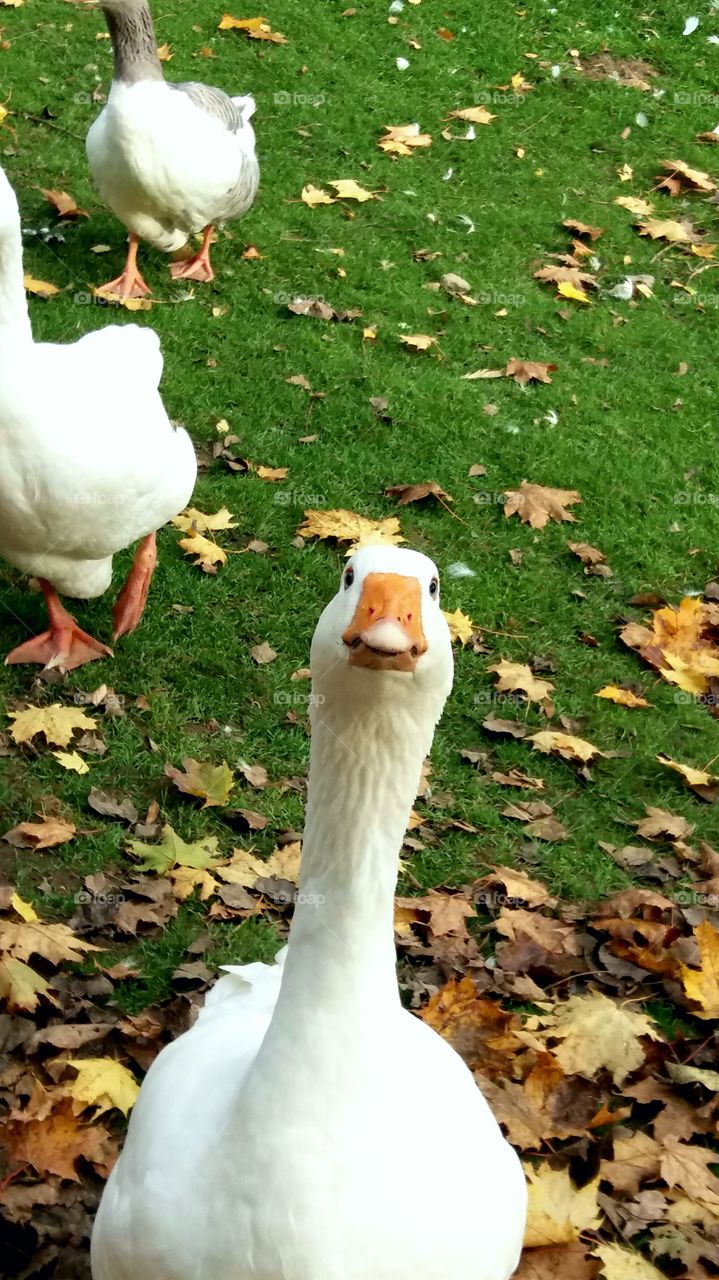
[103,2,163,85]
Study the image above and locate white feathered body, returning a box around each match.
[91,957,525,1280]
[0,325,196,597]
[87,80,260,251]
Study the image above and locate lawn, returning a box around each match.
[1,0,719,1274]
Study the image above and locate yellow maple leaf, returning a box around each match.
[254,464,288,482]
[0,958,54,1012]
[691,242,717,259]
[661,159,715,193]
[297,509,405,554]
[524,1166,602,1247]
[217,13,287,42]
[156,42,173,60]
[637,218,694,243]
[529,731,604,764]
[557,280,591,304]
[595,686,650,709]
[442,608,474,645]
[300,184,335,206]
[681,920,719,1019]
[0,920,100,966]
[177,532,228,573]
[8,704,97,748]
[504,481,581,530]
[657,753,719,797]
[53,750,90,774]
[448,105,496,124]
[621,597,719,697]
[593,1242,665,1279]
[59,1058,140,1117]
[378,123,432,156]
[399,333,436,351]
[23,273,59,298]
[488,659,553,704]
[327,179,376,202]
[530,991,660,1085]
[11,892,38,923]
[173,506,237,534]
[614,195,654,216]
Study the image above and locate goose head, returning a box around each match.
[310,546,454,723]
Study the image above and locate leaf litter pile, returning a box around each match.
[3,3,719,1280]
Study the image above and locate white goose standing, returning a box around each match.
[91,546,527,1280]
[0,166,196,670]
[77,0,259,297]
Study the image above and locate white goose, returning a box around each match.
[91,546,527,1280]
[76,0,259,298]
[0,166,196,671]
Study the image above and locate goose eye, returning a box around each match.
[429,577,439,598]
[344,566,354,589]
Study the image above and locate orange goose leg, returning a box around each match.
[5,580,112,672]
[169,225,216,284]
[96,234,152,299]
[112,533,158,642]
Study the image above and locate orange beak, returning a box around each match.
[342,573,427,673]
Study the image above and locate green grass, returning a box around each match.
[2,0,719,1002]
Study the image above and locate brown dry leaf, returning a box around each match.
[680,920,719,1019]
[659,1135,719,1205]
[567,541,605,565]
[217,14,288,43]
[448,105,496,125]
[300,184,335,207]
[297,509,404,554]
[534,265,598,291]
[531,992,661,1086]
[384,481,452,507]
[156,41,173,60]
[593,1243,665,1280]
[656,753,719,802]
[563,218,604,241]
[524,1166,602,1247]
[614,195,655,216]
[419,975,523,1075]
[442,609,475,646]
[599,1131,662,1196]
[4,817,76,851]
[529,731,604,765]
[378,123,432,156]
[621,597,719,697]
[0,919,100,966]
[659,159,716,194]
[5,1099,116,1181]
[254,465,288,482]
[513,1244,599,1279]
[23,274,60,298]
[488,659,554,706]
[506,359,558,385]
[8,704,97,748]
[504,482,581,529]
[492,770,545,791]
[250,641,277,665]
[475,865,555,910]
[595,686,651,709]
[287,296,361,322]
[164,758,234,808]
[637,218,698,244]
[40,188,88,219]
[399,333,437,352]
[633,806,694,842]
[462,367,506,380]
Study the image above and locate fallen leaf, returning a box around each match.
[533,992,661,1085]
[399,333,437,352]
[297,509,404,554]
[504,482,582,530]
[5,1099,116,1181]
[659,159,716,193]
[384,481,452,506]
[87,788,139,823]
[557,281,591,304]
[488,660,554,706]
[177,532,228,573]
[300,184,335,206]
[529,730,604,765]
[524,1166,602,1247]
[156,41,173,60]
[172,507,237,533]
[442,608,475,645]
[615,195,655,216]
[633,806,694,841]
[593,1243,665,1280]
[563,218,604,241]
[596,686,650,709]
[475,865,554,910]
[506,358,558,385]
[659,1135,719,1206]
[8,704,97,748]
[57,1057,139,1117]
[513,1243,599,1279]
[637,218,698,243]
[680,920,719,1018]
[621,597,719,697]
[23,273,60,298]
[0,958,54,1012]
[492,770,545,791]
[448,105,496,125]
[567,541,606,565]
[165,758,234,808]
[0,919,100,965]
[217,14,288,43]
[327,179,376,202]
[52,749,90,774]
[378,122,432,156]
[254,465,288,482]
[4,817,76,850]
[535,265,597,291]
[251,641,277,665]
[128,824,221,876]
[40,187,88,219]
[657,754,719,802]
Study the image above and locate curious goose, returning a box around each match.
[0,165,196,670]
[77,0,259,297]
[91,546,527,1280]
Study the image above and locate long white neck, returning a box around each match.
[0,211,31,345]
[262,689,436,1038]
